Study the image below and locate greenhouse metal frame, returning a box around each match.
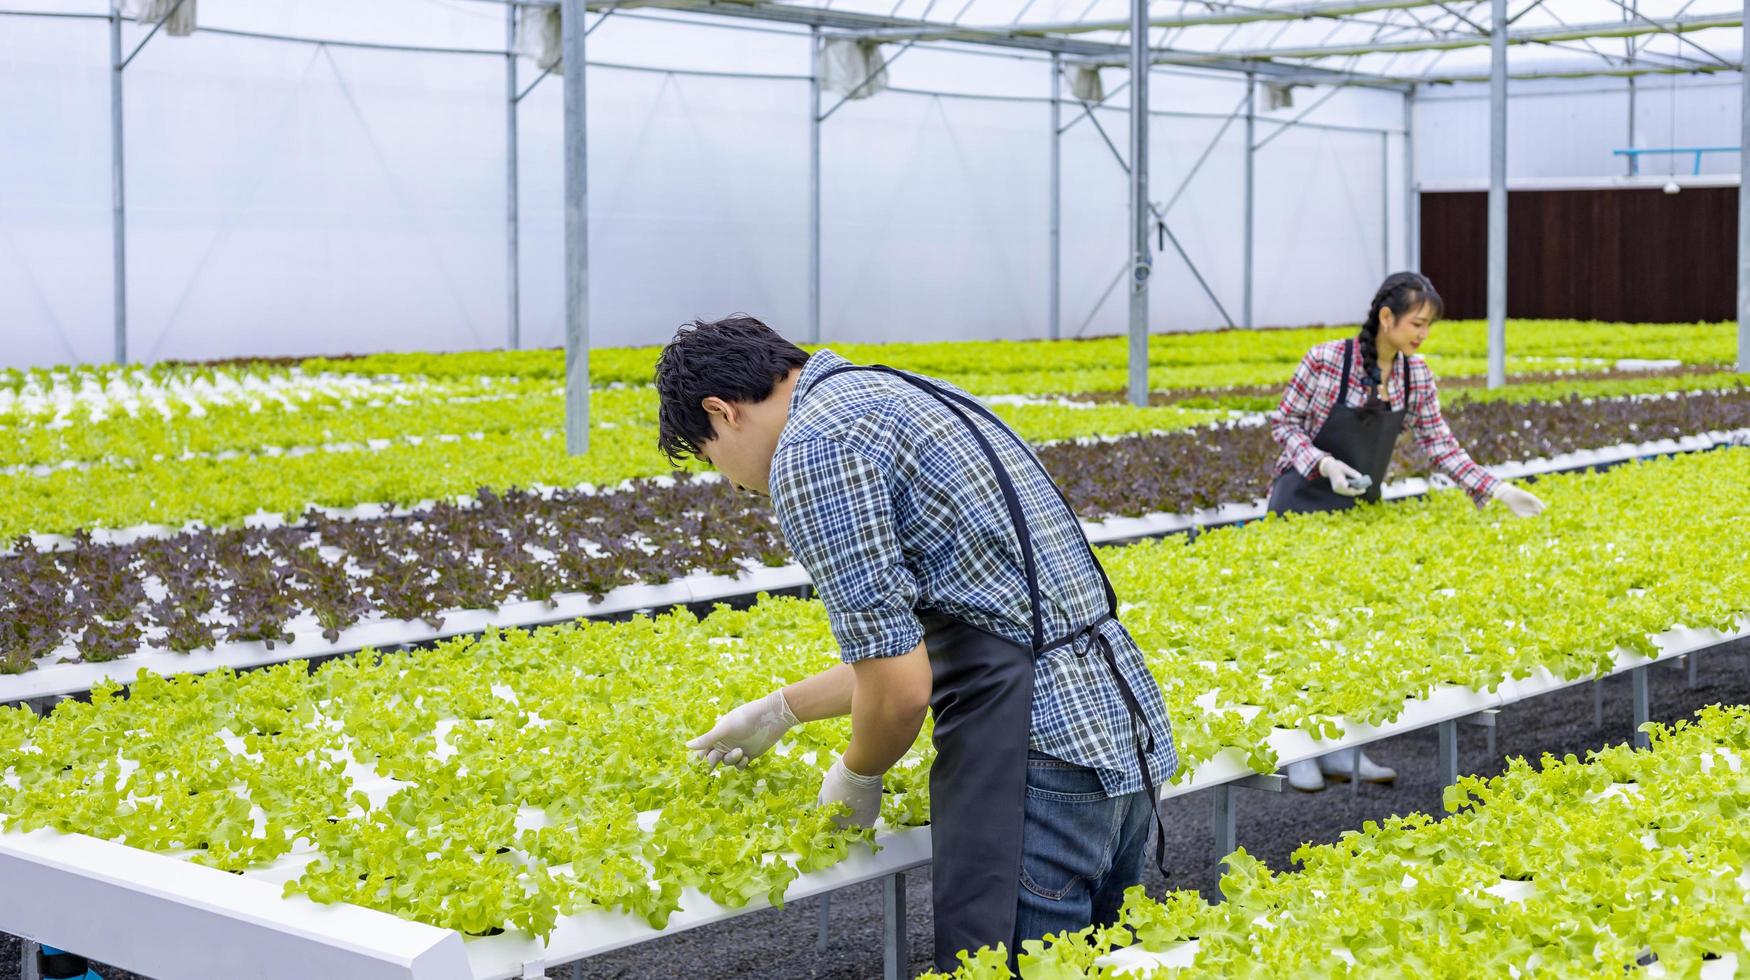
[6,0,1749,451]
[3,4,1749,977]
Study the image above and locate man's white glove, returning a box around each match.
[1317,455,1368,497]
[1492,482,1545,518]
[686,690,798,769]
[817,757,883,829]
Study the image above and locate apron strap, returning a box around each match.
[915,373,1171,872]
[807,363,1121,619]
[1028,613,1171,875]
[1337,339,1354,406]
[1095,630,1171,877]
[923,384,1121,616]
[805,364,1049,651]
[807,362,1167,870]
[1343,339,1410,408]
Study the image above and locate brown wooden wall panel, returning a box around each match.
[1419,187,1735,323]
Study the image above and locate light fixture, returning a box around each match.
[1662,180,1681,195]
[1069,66,1104,103]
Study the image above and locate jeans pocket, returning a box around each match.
[1018,762,1123,902]
[1024,757,1108,803]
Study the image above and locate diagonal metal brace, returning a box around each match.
[119,0,191,71]
[1078,99,1238,327]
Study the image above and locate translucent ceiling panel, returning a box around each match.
[1146,105,1249,333]
[196,0,501,53]
[516,65,811,350]
[0,15,113,368]
[1056,102,1131,340]
[122,33,505,361]
[1058,75,1397,338]
[1418,72,1742,182]
[1251,125,1391,329]
[820,88,1051,343]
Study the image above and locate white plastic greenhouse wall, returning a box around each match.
[0,0,1740,369]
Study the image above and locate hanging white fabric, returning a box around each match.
[820,38,891,100]
[1266,83,1296,110]
[1068,66,1103,103]
[515,3,565,75]
[123,0,196,37]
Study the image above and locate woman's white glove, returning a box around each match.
[818,756,883,829]
[1492,482,1545,518]
[686,690,798,769]
[1317,455,1369,497]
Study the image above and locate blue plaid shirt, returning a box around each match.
[768,351,1177,797]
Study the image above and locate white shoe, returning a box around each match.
[1286,759,1325,792]
[1319,749,1397,784]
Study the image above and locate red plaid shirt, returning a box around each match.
[1268,339,1500,505]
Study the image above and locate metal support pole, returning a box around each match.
[561,0,589,455]
[1208,774,1280,868]
[1350,746,1360,796]
[1243,73,1255,329]
[1626,0,1637,174]
[1049,53,1062,340]
[1688,652,1699,689]
[1404,87,1418,270]
[505,2,521,350]
[109,0,127,365]
[1437,719,1458,787]
[1631,666,1650,748]
[1126,0,1151,407]
[1380,130,1390,277]
[1739,9,1750,373]
[1486,0,1508,389]
[1461,709,1499,758]
[1625,78,1637,174]
[19,942,35,980]
[881,873,907,980]
[808,26,823,344]
[1593,679,1604,728]
[816,894,831,957]
[1210,783,1235,864]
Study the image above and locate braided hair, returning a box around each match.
[1356,272,1444,413]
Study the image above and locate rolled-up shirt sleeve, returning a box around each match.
[1269,349,1331,478]
[1408,359,1500,506]
[770,436,923,663]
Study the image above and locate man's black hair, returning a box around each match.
[655,315,810,466]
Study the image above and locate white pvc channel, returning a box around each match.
[5,429,1744,706]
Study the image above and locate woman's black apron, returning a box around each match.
[1266,340,1410,515]
[801,365,1169,971]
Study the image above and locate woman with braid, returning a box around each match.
[1265,271,1545,792]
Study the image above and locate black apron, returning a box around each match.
[801,365,1169,971]
[1267,340,1410,515]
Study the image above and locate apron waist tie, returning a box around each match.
[1036,611,1116,656]
[1083,623,1172,879]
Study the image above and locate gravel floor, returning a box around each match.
[5,638,1746,980]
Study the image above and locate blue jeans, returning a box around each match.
[1012,751,1156,954]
